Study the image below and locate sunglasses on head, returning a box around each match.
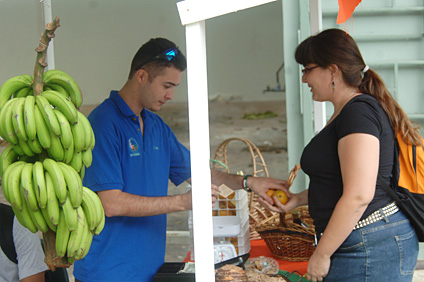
[136,47,179,70]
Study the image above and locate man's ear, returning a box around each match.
[135,68,149,84]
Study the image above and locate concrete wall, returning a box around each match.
[0,0,284,105]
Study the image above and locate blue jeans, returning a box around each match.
[324,210,418,282]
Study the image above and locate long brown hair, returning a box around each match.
[295,28,422,147]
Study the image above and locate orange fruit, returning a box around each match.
[266,189,276,197]
[273,190,288,205]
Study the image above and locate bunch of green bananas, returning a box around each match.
[0,69,94,173]
[0,69,104,262]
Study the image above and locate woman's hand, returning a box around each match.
[305,250,330,282]
[258,190,308,213]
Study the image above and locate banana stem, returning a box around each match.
[32,16,61,96]
[34,17,68,270]
[43,229,72,270]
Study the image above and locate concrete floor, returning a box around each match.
[1,99,423,281]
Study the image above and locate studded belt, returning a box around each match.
[353,202,399,230]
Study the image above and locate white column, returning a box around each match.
[185,21,215,282]
[38,0,55,70]
[310,0,326,133]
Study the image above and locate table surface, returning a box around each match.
[184,239,309,274]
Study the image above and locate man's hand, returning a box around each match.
[247,176,290,205]
[211,184,219,207]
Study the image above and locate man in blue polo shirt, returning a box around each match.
[73,38,288,282]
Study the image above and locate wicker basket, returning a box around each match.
[212,137,278,240]
[255,205,316,262]
[255,164,316,262]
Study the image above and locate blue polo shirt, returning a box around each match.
[74,91,191,282]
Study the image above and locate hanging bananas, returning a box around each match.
[0,69,102,263]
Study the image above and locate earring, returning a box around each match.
[332,81,336,94]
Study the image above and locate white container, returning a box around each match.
[189,189,251,261]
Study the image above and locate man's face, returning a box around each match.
[142,66,183,112]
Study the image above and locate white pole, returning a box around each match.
[185,21,215,282]
[39,0,56,70]
[310,0,326,133]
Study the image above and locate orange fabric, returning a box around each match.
[337,0,362,24]
[184,239,308,274]
[397,132,424,194]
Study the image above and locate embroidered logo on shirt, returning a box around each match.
[128,138,140,157]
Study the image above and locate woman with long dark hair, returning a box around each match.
[260,29,420,282]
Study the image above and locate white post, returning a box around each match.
[310,0,326,133]
[39,0,56,70]
[185,21,216,282]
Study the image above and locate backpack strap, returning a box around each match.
[0,203,18,264]
[378,174,401,203]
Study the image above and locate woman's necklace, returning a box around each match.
[326,90,359,126]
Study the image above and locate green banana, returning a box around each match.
[79,165,85,180]
[69,150,83,172]
[1,160,23,203]
[43,69,83,108]
[61,193,78,231]
[23,95,37,141]
[0,143,19,178]
[18,138,35,157]
[44,83,69,100]
[45,172,60,226]
[70,117,85,153]
[34,104,51,149]
[32,161,47,209]
[27,138,43,155]
[14,194,38,233]
[40,207,57,232]
[11,143,24,156]
[14,86,32,98]
[21,163,39,211]
[67,206,86,258]
[84,187,105,233]
[79,224,94,259]
[35,95,61,136]
[55,209,71,257]
[63,137,75,165]
[11,97,28,141]
[89,123,95,150]
[76,111,93,150]
[58,162,83,208]
[20,74,34,84]
[47,131,65,162]
[6,161,26,210]
[0,98,18,144]
[81,149,93,168]
[81,187,98,231]
[94,206,105,236]
[54,109,73,150]
[26,203,48,233]
[43,158,67,204]
[0,75,32,110]
[74,221,92,260]
[42,90,78,124]
[11,204,34,232]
